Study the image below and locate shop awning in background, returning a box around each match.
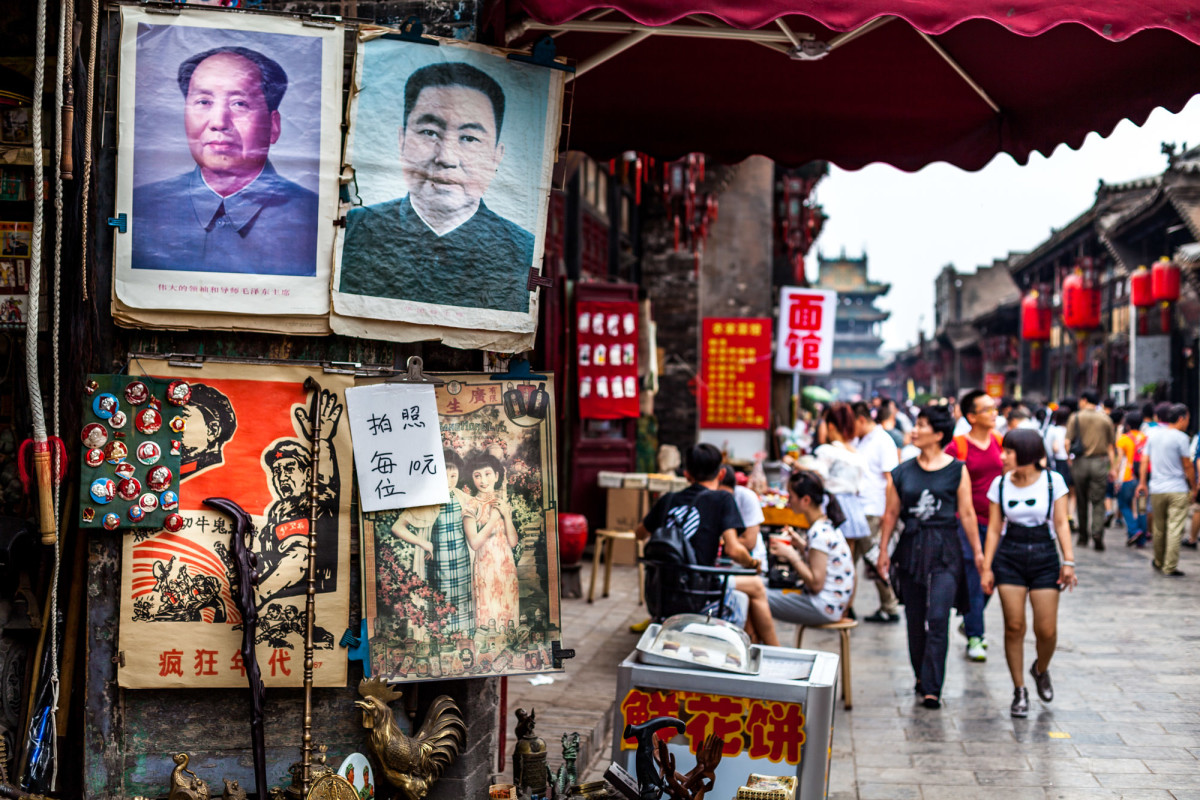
[489,1,1200,171]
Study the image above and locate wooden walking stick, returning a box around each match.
[301,377,323,797]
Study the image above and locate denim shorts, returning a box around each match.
[993,525,1061,590]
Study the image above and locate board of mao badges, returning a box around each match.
[79,374,186,530]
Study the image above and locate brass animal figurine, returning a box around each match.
[355,678,466,800]
[168,753,210,800]
[551,732,580,800]
[654,734,723,800]
[221,780,247,800]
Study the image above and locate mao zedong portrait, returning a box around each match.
[339,62,535,313]
[132,46,318,276]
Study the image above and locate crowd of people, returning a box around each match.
[633,388,1199,718]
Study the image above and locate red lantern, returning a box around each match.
[1062,268,1101,330]
[557,513,588,568]
[1021,290,1051,341]
[1130,265,1155,308]
[1151,256,1180,303]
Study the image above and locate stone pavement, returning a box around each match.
[504,534,1200,798]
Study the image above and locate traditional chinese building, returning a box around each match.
[810,250,891,397]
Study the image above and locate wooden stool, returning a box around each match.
[587,529,644,605]
[796,618,858,710]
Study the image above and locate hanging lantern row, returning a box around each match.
[1127,257,1180,332]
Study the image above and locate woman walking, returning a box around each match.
[980,428,1077,717]
[878,405,984,709]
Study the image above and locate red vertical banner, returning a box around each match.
[577,300,639,419]
[700,317,773,429]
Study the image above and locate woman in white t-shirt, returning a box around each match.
[980,428,1078,719]
[766,470,856,625]
[815,403,871,544]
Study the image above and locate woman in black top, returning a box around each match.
[878,405,984,709]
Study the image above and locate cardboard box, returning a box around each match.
[605,487,648,565]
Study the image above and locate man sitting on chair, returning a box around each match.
[635,443,778,645]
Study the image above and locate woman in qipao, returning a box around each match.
[463,451,520,629]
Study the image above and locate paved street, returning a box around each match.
[507,531,1200,798]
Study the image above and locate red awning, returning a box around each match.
[491,2,1200,171]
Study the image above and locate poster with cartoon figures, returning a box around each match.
[359,373,562,682]
[118,359,352,688]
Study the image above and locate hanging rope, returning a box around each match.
[24,0,62,790]
[80,0,98,302]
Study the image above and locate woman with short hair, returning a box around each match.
[878,405,984,709]
[981,428,1077,717]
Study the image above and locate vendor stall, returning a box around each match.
[613,616,840,800]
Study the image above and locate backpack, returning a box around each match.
[953,432,1003,460]
[642,492,705,619]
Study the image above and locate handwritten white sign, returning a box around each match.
[345,384,448,512]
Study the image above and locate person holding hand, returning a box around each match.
[765,470,856,627]
[980,429,1077,718]
[878,404,984,710]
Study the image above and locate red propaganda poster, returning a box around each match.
[985,372,1006,398]
[700,318,772,429]
[774,288,836,375]
[576,300,639,419]
[119,359,353,688]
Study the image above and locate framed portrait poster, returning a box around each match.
[359,374,563,682]
[118,359,353,688]
[112,6,343,316]
[332,29,566,346]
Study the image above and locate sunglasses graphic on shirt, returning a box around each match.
[1008,499,1037,507]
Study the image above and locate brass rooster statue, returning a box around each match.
[355,678,467,800]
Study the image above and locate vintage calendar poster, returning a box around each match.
[118,359,353,688]
[360,373,563,682]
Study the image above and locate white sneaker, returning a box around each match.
[966,636,987,662]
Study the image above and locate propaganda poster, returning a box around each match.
[118,359,352,688]
[332,28,566,348]
[112,6,343,316]
[360,374,563,682]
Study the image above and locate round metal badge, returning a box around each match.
[92,393,119,420]
[166,381,192,407]
[103,512,120,530]
[81,423,108,449]
[109,410,128,430]
[163,513,184,532]
[159,490,178,511]
[135,407,162,435]
[136,441,162,465]
[90,478,116,504]
[124,381,150,406]
[105,441,129,464]
[147,466,173,492]
[117,477,142,502]
[139,493,159,512]
[85,448,105,468]
[128,505,145,523]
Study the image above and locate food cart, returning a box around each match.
[612,616,840,800]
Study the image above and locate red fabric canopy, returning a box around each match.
[491,2,1200,171]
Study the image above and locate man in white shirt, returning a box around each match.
[719,466,765,562]
[852,402,901,622]
[1138,403,1196,576]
